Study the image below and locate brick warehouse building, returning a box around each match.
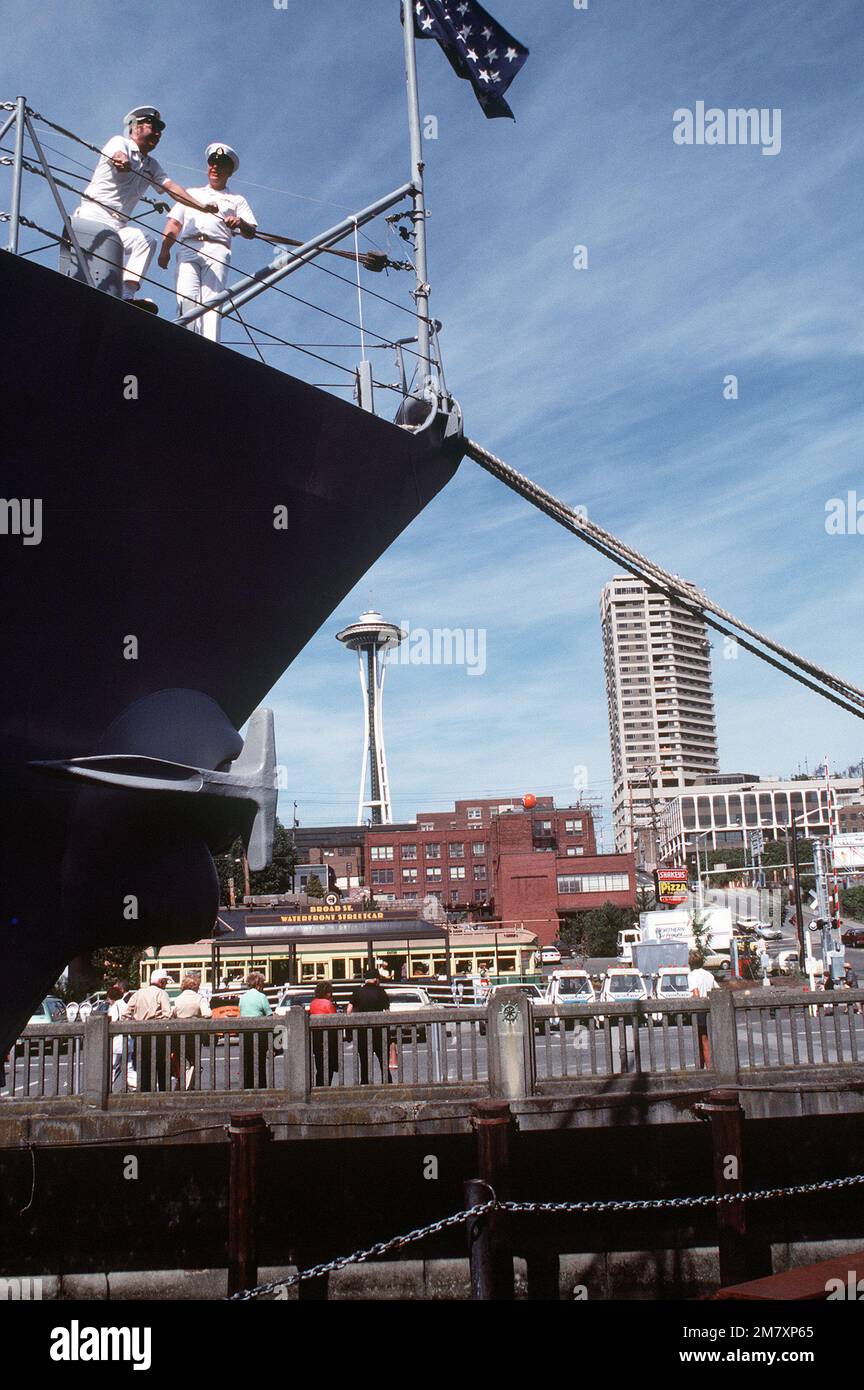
[293,797,635,946]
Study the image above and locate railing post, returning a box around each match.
[708,989,739,1081]
[466,1100,515,1300]
[282,1009,310,1102]
[487,987,535,1098]
[695,1088,771,1288]
[82,1013,109,1109]
[7,96,26,253]
[227,1113,269,1298]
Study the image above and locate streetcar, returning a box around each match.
[139,924,539,994]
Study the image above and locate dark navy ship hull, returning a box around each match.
[0,253,462,1050]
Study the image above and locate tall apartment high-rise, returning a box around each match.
[600,576,720,860]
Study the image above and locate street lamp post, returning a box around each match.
[693,829,712,910]
[788,814,808,966]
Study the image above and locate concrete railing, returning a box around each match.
[4,987,863,1106]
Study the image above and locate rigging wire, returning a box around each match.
[25,108,409,273]
[26,105,392,248]
[1,144,433,369]
[4,213,423,402]
[1,111,436,374]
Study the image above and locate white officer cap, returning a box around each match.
[124,105,165,132]
[206,142,240,173]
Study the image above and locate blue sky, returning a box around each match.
[5,0,863,845]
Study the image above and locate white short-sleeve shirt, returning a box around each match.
[168,186,257,248]
[688,967,717,998]
[81,136,168,221]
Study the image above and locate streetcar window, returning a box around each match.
[497,955,516,972]
[332,959,346,980]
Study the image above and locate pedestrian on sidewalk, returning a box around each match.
[309,982,339,1087]
[688,951,716,1070]
[126,970,174,1091]
[240,971,272,1089]
[107,982,130,1090]
[347,971,391,1085]
[173,972,212,1089]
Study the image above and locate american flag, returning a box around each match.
[411,0,529,120]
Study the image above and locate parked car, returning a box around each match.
[28,996,68,1026]
[274,987,316,1015]
[22,997,73,1054]
[842,928,864,948]
[205,989,245,1045]
[756,925,783,941]
[479,983,546,1035]
[209,989,243,1020]
[777,950,801,974]
[538,945,562,965]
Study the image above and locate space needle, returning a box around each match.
[336,610,405,824]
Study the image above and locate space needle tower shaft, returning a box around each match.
[337,611,405,825]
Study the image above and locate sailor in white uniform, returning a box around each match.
[73,106,218,306]
[158,144,257,342]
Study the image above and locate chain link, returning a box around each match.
[501,1174,864,1215]
[228,1200,497,1301]
[228,1173,864,1300]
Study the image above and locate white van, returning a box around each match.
[546,971,596,1029]
[651,966,692,1022]
[616,929,642,963]
[546,971,596,1005]
[597,968,648,1021]
[653,966,691,1003]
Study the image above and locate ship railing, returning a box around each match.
[0,99,453,430]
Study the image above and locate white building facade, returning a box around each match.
[601,575,720,859]
[658,776,863,863]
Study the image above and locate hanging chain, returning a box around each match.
[228,1173,864,1300]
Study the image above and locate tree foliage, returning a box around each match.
[215,821,298,905]
[700,838,815,893]
[841,885,864,922]
[90,944,142,990]
[688,909,712,968]
[558,902,637,958]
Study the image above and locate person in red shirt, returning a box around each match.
[309,982,339,1087]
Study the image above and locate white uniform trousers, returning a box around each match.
[73,205,156,286]
[175,241,231,342]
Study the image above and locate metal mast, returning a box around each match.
[336,611,405,824]
[401,0,433,390]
